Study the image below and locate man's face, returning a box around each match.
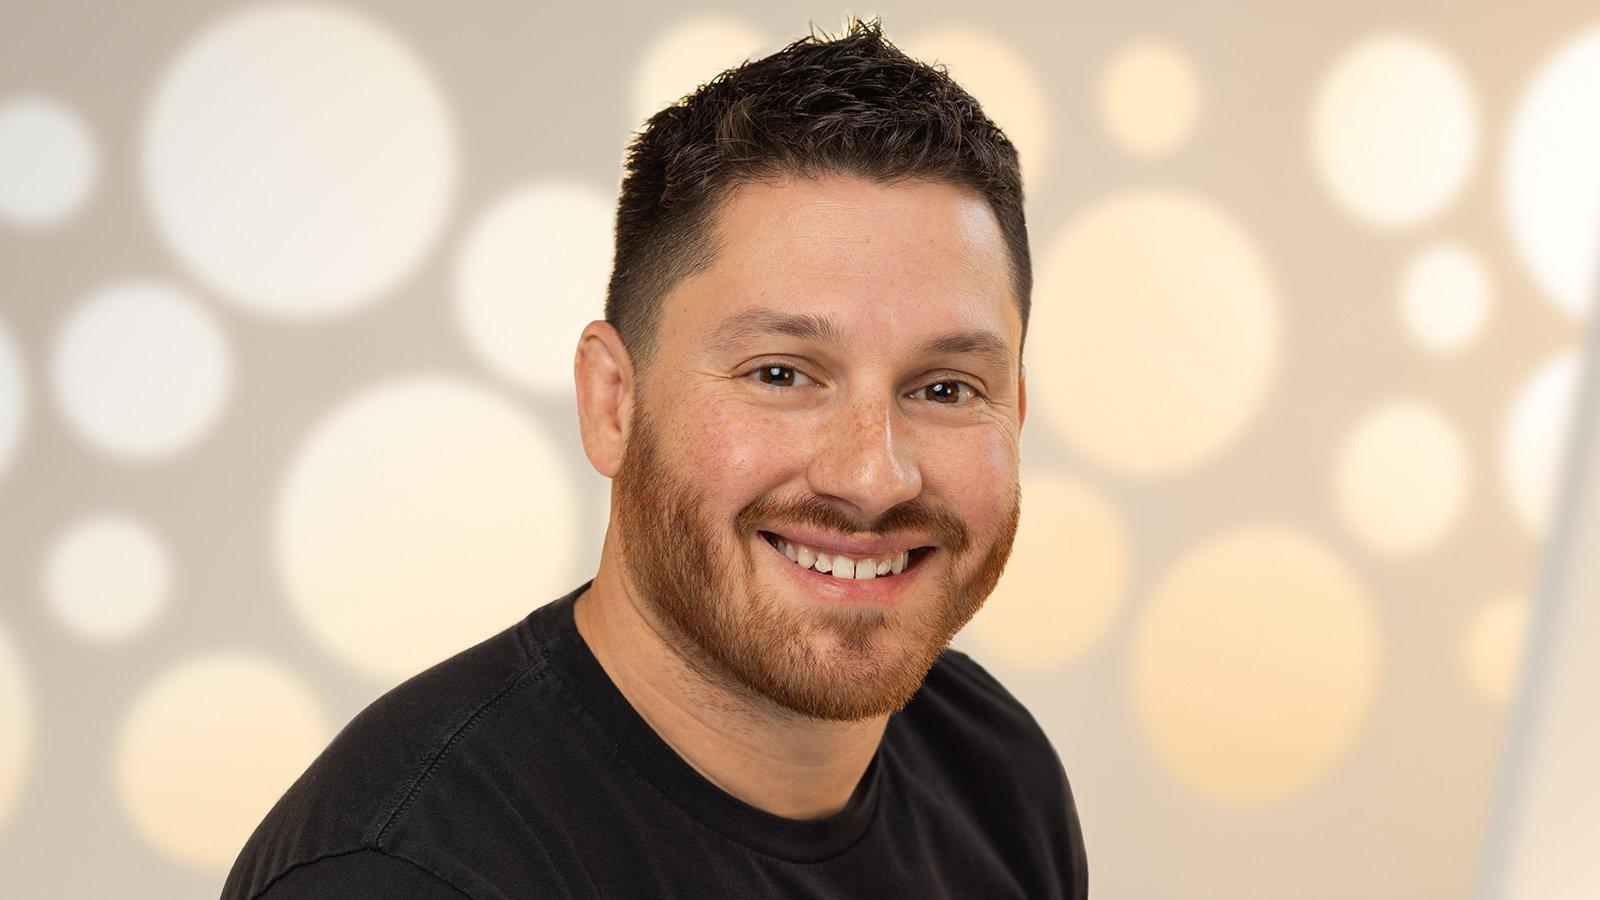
[611,174,1024,722]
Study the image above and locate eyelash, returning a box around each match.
[743,363,985,406]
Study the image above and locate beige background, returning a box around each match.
[0,1,1596,896]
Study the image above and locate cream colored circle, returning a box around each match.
[1503,25,1600,319]
[0,614,32,836]
[276,376,578,680]
[903,29,1052,189]
[0,94,97,228]
[968,472,1131,668]
[1098,39,1202,159]
[455,182,613,392]
[1335,399,1471,556]
[632,17,767,126]
[1500,351,1581,536]
[1464,593,1529,704]
[1311,33,1478,229]
[114,653,328,868]
[1032,189,1279,477]
[1399,242,1491,353]
[1131,528,1377,803]
[143,3,456,317]
[44,512,171,642]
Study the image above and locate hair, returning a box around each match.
[604,17,1031,374]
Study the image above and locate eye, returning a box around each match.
[915,379,980,405]
[749,364,815,388]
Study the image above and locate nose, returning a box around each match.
[806,391,922,521]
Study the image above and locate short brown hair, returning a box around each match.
[605,18,1031,373]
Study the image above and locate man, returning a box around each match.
[225,19,1087,898]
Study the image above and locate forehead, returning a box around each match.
[658,173,1019,353]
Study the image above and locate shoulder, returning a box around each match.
[222,613,549,899]
[902,646,1090,896]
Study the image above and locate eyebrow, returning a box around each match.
[707,308,1016,371]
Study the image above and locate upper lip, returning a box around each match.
[760,527,936,558]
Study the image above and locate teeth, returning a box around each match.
[766,534,918,581]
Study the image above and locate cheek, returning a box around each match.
[676,401,815,505]
[916,428,1018,530]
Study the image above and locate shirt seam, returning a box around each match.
[250,846,472,899]
[369,662,554,846]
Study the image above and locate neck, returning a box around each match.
[573,532,887,820]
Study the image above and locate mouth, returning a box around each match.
[757,530,936,607]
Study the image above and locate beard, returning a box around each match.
[611,404,1021,722]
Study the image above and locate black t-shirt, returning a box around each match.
[223,581,1089,898]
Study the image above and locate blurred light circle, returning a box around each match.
[0,94,97,228]
[967,472,1130,668]
[1131,528,1377,804]
[275,376,578,680]
[51,279,230,461]
[1098,38,1201,159]
[1464,592,1528,705]
[1311,33,1478,229]
[632,16,766,127]
[1032,189,1279,477]
[0,316,24,484]
[454,182,613,392]
[1503,25,1600,319]
[0,615,31,837]
[903,29,1053,190]
[1335,399,1470,556]
[143,3,456,318]
[44,512,171,643]
[1398,242,1491,353]
[1500,351,1580,536]
[114,653,328,868]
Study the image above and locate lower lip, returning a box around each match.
[758,534,932,609]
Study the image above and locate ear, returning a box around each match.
[1017,362,1027,431]
[574,320,635,478]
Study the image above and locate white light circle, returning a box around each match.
[143,3,456,318]
[1500,351,1581,536]
[1311,33,1478,229]
[1032,189,1279,477]
[44,512,171,643]
[0,316,24,484]
[0,94,97,228]
[276,376,579,680]
[114,653,329,868]
[1503,25,1600,319]
[1132,528,1377,803]
[455,182,613,392]
[1335,399,1471,556]
[633,17,767,127]
[51,280,231,461]
[1398,242,1492,353]
[1098,38,1202,159]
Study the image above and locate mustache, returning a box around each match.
[736,494,971,555]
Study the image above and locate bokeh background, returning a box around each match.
[1,1,1597,896]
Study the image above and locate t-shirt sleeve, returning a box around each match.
[253,849,468,899]
[1057,753,1090,900]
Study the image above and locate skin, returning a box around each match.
[572,172,1027,820]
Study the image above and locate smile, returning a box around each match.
[759,531,934,582]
